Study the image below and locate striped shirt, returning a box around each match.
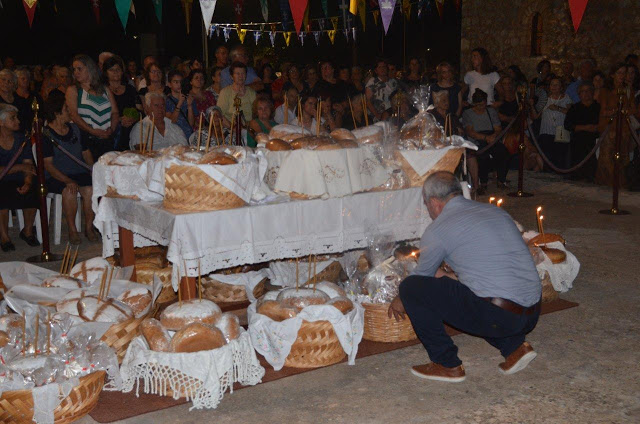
[539,94,572,136]
[412,196,542,307]
[77,87,112,130]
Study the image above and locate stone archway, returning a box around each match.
[517,0,554,59]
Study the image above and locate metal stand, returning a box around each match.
[600,90,630,215]
[508,86,533,198]
[26,100,63,263]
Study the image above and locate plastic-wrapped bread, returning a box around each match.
[327,296,354,314]
[330,128,356,140]
[336,139,359,149]
[77,296,134,323]
[276,288,329,311]
[266,139,292,151]
[179,150,204,163]
[199,151,238,165]
[255,291,279,310]
[170,322,226,353]
[159,299,222,331]
[117,287,153,318]
[0,330,8,348]
[314,281,347,299]
[98,151,119,165]
[56,289,91,316]
[70,257,110,284]
[140,318,171,352]
[0,314,24,332]
[110,151,147,166]
[214,313,241,343]
[41,275,86,289]
[255,133,270,145]
[162,145,189,156]
[269,124,311,142]
[353,125,383,145]
[256,300,298,322]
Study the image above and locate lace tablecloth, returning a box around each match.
[94,187,433,289]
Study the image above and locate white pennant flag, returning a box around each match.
[223,27,231,42]
[352,27,356,42]
[199,0,217,29]
[216,26,221,37]
[313,31,321,45]
[343,28,349,41]
[299,32,305,46]
[269,31,276,47]
[254,31,261,45]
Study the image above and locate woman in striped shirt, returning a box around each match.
[65,54,119,161]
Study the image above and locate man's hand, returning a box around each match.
[17,180,31,195]
[387,296,406,322]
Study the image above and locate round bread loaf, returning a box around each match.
[289,135,320,150]
[170,322,226,353]
[56,289,91,316]
[110,152,146,166]
[330,128,356,140]
[140,318,171,352]
[70,257,110,284]
[0,314,24,332]
[315,281,347,299]
[199,151,238,165]
[541,247,567,264]
[266,139,293,151]
[160,299,222,331]
[528,233,566,246]
[327,296,354,314]
[255,133,270,145]
[77,296,134,323]
[256,300,298,322]
[269,124,310,142]
[42,275,86,289]
[353,125,383,145]
[0,330,8,348]
[357,254,370,272]
[179,150,204,163]
[162,145,190,156]
[276,288,329,311]
[314,143,342,151]
[214,313,241,343]
[117,287,152,318]
[394,245,421,261]
[336,139,359,149]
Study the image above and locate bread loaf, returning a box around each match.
[214,313,241,343]
[330,128,356,140]
[140,318,171,352]
[327,297,354,314]
[70,257,110,284]
[110,152,147,166]
[0,330,8,348]
[269,124,310,142]
[266,139,293,151]
[77,296,134,323]
[42,275,86,289]
[56,289,91,316]
[541,247,567,264]
[256,300,298,322]
[528,233,566,246]
[276,288,329,311]
[353,125,383,145]
[255,133,270,145]
[117,287,152,318]
[314,281,347,299]
[336,139,359,149]
[160,299,222,331]
[314,143,342,151]
[170,322,226,353]
[0,314,24,332]
[199,151,238,165]
[179,150,204,163]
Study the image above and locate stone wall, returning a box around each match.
[460,0,640,78]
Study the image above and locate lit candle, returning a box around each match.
[489,197,495,205]
[536,206,542,233]
[497,199,503,208]
[539,215,545,237]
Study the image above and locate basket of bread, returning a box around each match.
[0,307,121,424]
[162,145,261,212]
[119,294,264,410]
[95,150,161,202]
[248,258,364,370]
[201,264,268,304]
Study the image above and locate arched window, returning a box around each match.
[530,13,543,56]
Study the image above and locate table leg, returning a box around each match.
[118,226,136,282]
[181,276,197,300]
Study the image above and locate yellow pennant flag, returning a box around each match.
[330,16,339,31]
[358,0,366,29]
[327,29,337,44]
[283,31,293,46]
[303,4,310,31]
[349,0,357,15]
[237,27,247,44]
[403,0,411,18]
[372,10,380,25]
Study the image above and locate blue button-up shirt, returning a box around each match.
[413,196,541,307]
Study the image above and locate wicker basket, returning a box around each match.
[300,261,344,286]
[101,309,156,363]
[284,320,346,368]
[541,272,559,303]
[202,277,266,303]
[0,370,105,424]
[164,164,246,211]
[136,264,176,304]
[362,302,417,343]
[395,148,464,187]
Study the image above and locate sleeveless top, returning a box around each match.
[247,119,277,148]
[77,87,112,130]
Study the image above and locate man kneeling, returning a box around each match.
[389,171,541,382]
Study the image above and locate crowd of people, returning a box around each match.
[1,45,639,249]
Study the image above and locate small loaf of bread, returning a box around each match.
[160,299,221,331]
[199,151,238,165]
[336,139,359,149]
[315,281,347,299]
[269,124,310,142]
[330,128,356,140]
[70,257,110,284]
[0,314,23,332]
[255,133,270,145]
[77,296,134,323]
[257,300,298,322]
[266,139,292,151]
[528,233,566,246]
[541,247,567,264]
[117,287,152,318]
[41,275,86,289]
[0,330,8,348]
[140,318,171,352]
[170,322,226,353]
[214,313,241,343]
[327,297,354,314]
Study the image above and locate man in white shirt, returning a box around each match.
[274,86,299,124]
[129,93,188,150]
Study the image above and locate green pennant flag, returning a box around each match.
[115,0,132,31]
[321,0,328,17]
[152,0,163,23]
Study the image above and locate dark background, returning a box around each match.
[0,0,461,70]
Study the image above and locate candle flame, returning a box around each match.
[536,206,542,212]
[540,215,544,221]
[489,197,495,204]
[497,199,503,207]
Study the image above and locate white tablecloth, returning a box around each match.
[94,187,433,289]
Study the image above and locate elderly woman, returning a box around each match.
[217,62,257,123]
[104,56,139,151]
[42,91,96,244]
[0,104,38,251]
[0,69,16,107]
[136,62,170,112]
[430,91,463,135]
[66,55,119,161]
[431,62,463,117]
[462,89,508,194]
[247,96,277,147]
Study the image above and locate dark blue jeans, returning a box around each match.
[399,275,540,368]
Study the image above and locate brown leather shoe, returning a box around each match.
[499,342,537,375]
[411,362,466,383]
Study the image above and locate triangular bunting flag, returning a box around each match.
[349,0,357,15]
[328,29,337,44]
[152,0,162,23]
[318,19,325,30]
[288,0,308,34]
[321,0,328,17]
[283,31,293,46]
[372,9,379,25]
[180,0,193,33]
[303,3,310,31]
[115,0,132,31]
[402,0,411,18]
[91,0,100,25]
[223,27,231,41]
[435,0,444,21]
[313,31,321,45]
[343,28,349,41]
[22,0,37,28]
[199,0,217,29]
[233,0,244,24]
[259,0,268,21]
[237,26,247,43]
[269,31,276,47]
[568,0,589,32]
[298,32,305,46]
[379,0,396,34]
[279,0,292,30]
[358,0,366,29]
[254,31,261,45]
[352,27,357,42]
[330,16,339,30]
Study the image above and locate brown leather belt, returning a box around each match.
[483,297,541,315]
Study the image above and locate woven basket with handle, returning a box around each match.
[136,264,176,304]
[362,302,417,343]
[284,320,346,369]
[101,307,156,363]
[0,370,105,424]
[164,164,246,211]
[395,148,464,188]
[541,272,559,303]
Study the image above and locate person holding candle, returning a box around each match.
[129,93,187,151]
[389,172,541,382]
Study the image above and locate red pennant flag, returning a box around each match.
[233,0,244,24]
[435,0,444,21]
[23,0,37,28]
[289,0,308,34]
[568,0,589,32]
[91,0,101,25]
